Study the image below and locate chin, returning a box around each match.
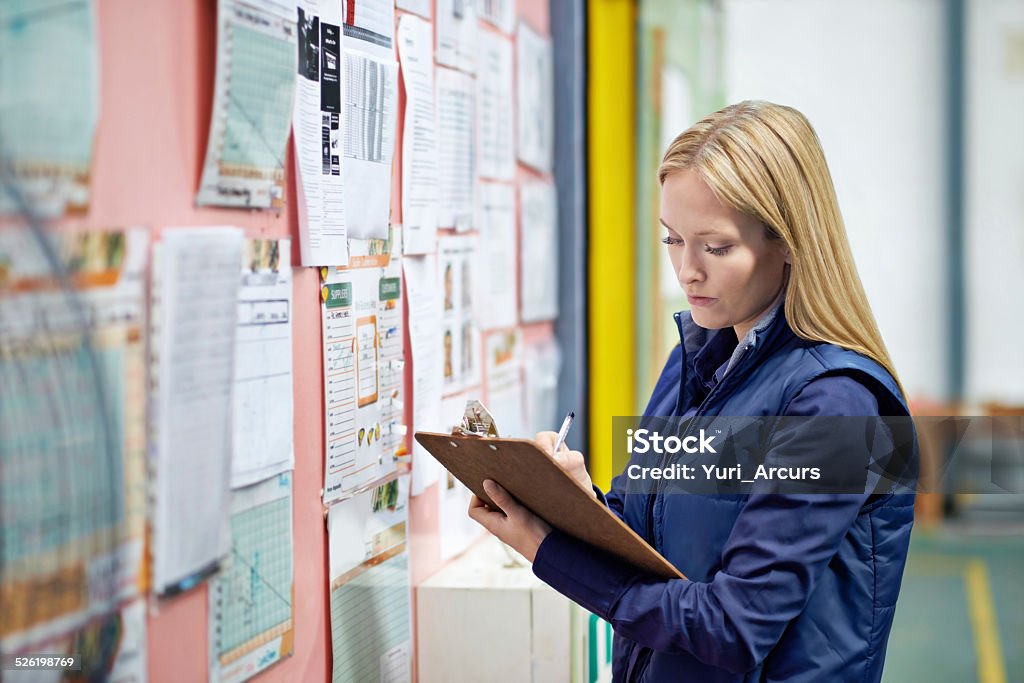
[690,309,733,331]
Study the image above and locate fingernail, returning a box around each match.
[483,479,495,492]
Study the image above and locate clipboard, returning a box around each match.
[414,431,686,580]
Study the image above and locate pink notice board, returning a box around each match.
[43,0,553,681]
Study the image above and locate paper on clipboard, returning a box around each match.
[414,430,685,580]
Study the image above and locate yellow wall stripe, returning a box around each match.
[588,0,636,489]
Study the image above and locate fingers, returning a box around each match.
[468,493,503,532]
[534,431,559,454]
[482,479,518,514]
[553,448,585,470]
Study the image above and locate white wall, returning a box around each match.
[723,0,948,399]
[965,0,1024,404]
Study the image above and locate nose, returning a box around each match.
[676,245,705,286]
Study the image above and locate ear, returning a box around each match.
[775,240,792,265]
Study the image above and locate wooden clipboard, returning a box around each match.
[414,431,685,580]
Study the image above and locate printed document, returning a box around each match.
[151,228,243,595]
[294,0,348,265]
[198,0,297,208]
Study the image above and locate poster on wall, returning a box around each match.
[436,0,477,73]
[436,394,483,560]
[516,21,554,174]
[476,36,516,181]
[0,0,99,217]
[232,238,295,488]
[209,473,295,683]
[342,0,399,239]
[474,183,517,329]
[405,254,444,495]
[438,235,481,395]
[523,337,561,438]
[484,329,525,438]
[329,477,412,683]
[436,67,476,230]
[0,227,147,652]
[294,0,349,266]
[321,229,405,504]
[479,0,515,34]
[198,0,298,209]
[151,228,243,595]
[519,181,559,322]
[398,14,440,255]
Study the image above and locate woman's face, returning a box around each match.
[660,169,790,339]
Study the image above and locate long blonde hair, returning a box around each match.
[658,100,905,396]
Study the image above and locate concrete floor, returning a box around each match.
[883,522,1023,683]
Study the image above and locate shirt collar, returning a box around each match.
[679,288,787,390]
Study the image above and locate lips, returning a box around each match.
[687,295,716,308]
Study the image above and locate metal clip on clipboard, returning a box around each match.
[451,399,500,438]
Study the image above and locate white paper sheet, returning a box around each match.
[437,395,484,561]
[321,238,404,503]
[294,0,348,266]
[198,0,297,208]
[232,239,294,488]
[152,228,243,595]
[519,180,559,322]
[438,235,481,394]
[436,0,478,73]
[0,0,99,217]
[343,0,395,60]
[516,22,554,174]
[484,329,525,438]
[342,50,398,239]
[110,600,149,683]
[329,477,412,683]
[479,0,515,34]
[477,35,516,181]
[321,266,357,501]
[523,337,561,437]
[404,255,443,495]
[396,0,430,19]
[341,0,398,240]
[436,67,476,230]
[398,15,439,254]
[328,477,408,578]
[475,183,517,329]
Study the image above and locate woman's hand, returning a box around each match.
[534,431,597,499]
[468,480,552,562]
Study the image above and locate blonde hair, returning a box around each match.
[659,100,905,397]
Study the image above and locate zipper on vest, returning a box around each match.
[645,346,760,548]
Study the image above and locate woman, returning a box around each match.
[469,101,917,682]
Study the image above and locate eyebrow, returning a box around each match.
[659,218,723,237]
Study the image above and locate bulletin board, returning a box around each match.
[0,0,563,682]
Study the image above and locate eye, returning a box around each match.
[661,236,683,246]
[704,245,731,256]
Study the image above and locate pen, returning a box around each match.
[551,411,575,455]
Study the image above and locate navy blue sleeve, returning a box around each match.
[533,376,883,674]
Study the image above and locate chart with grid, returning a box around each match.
[344,55,395,164]
[0,229,145,650]
[214,485,293,658]
[220,21,295,172]
[330,552,411,683]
